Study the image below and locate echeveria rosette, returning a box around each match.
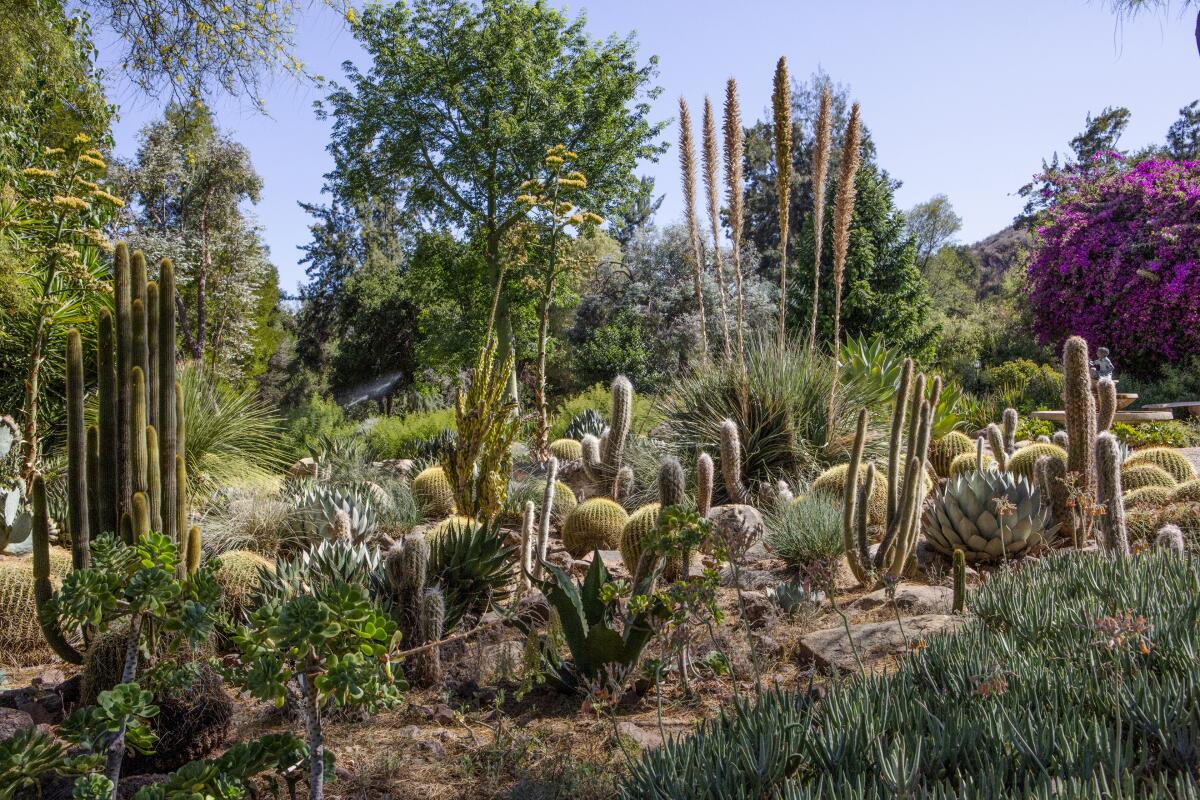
[1027,156,1200,375]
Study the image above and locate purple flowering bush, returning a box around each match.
[1027,155,1200,376]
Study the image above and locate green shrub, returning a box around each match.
[549,383,661,441]
[981,358,1063,412]
[622,551,1200,798]
[283,393,357,460]
[1016,416,1054,441]
[367,408,458,459]
[764,495,843,569]
[1112,420,1200,449]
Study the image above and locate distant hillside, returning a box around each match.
[971,226,1031,297]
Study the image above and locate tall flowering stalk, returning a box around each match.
[723,78,748,385]
[807,83,833,352]
[678,98,709,364]
[702,97,734,361]
[516,145,604,459]
[1027,155,1200,375]
[826,103,862,435]
[772,57,793,349]
[7,133,120,486]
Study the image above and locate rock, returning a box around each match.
[417,738,446,758]
[719,565,775,590]
[372,459,414,479]
[738,590,777,629]
[569,559,591,577]
[798,614,965,674]
[0,708,32,743]
[707,505,765,554]
[615,721,663,751]
[288,457,319,478]
[848,584,955,616]
[33,669,65,688]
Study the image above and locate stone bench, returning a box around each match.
[1141,402,1200,418]
[1030,409,1174,424]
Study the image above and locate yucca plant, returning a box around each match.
[178,363,287,502]
[659,339,885,495]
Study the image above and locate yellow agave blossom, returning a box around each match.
[72,133,91,144]
[544,155,564,167]
[21,167,57,179]
[79,154,107,170]
[52,195,90,211]
[582,212,604,225]
[43,147,65,157]
[515,194,539,206]
[91,190,125,208]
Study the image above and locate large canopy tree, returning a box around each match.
[318,0,665,403]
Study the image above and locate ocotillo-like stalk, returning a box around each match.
[146,427,161,533]
[146,281,159,432]
[66,329,89,569]
[97,309,117,538]
[826,103,863,436]
[114,243,132,522]
[772,56,792,348]
[807,83,833,351]
[1095,432,1129,555]
[720,419,749,504]
[158,259,178,544]
[702,96,733,361]
[32,476,82,663]
[697,452,714,518]
[86,425,100,541]
[1097,378,1117,432]
[678,97,708,363]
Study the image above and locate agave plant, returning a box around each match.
[293,484,375,543]
[564,408,607,440]
[923,469,1053,562]
[428,517,516,631]
[839,333,907,403]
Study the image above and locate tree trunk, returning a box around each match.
[300,672,324,800]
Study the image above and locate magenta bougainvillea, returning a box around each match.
[1027,155,1200,376]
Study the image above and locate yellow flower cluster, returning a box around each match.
[78,154,107,170]
[91,190,125,208]
[52,195,91,211]
[21,167,57,179]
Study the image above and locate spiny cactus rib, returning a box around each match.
[146,427,161,533]
[159,259,178,545]
[697,452,714,518]
[719,419,749,504]
[1063,336,1096,497]
[1097,378,1117,432]
[132,492,149,542]
[86,425,100,541]
[131,366,148,497]
[146,281,159,432]
[115,243,133,523]
[66,329,89,569]
[1096,433,1130,555]
[32,476,82,664]
[97,309,117,538]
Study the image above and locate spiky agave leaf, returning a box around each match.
[427,517,516,631]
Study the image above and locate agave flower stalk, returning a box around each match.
[679,97,709,363]
[702,97,734,361]
[772,57,793,349]
[826,102,862,435]
[723,78,748,382]
[807,83,833,352]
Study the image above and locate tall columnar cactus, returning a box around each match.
[86,426,100,542]
[1095,432,1130,555]
[1096,378,1117,432]
[658,456,686,509]
[385,533,429,647]
[97,309,117,537]
[1036,455,1072,547]
[843,359,936,585]
[1002,408,1018,455]
[415,586,446,686]
[986,424,1008,472]
[1063,336,1096,492]
[146,427,161,533]
[146,281,160,432]
[582,376,633,498]
[65,329,89,569]
[697,452,714,518]
[952,549,965,614]
[114,243,133,522]
[32,475,82,664]
[158,259,179,545]
[535,457,558,581]
[1052,430,1070,453]
[130,366,148,502]
[719,419,749,504]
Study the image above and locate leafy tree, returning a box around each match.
[1069,106,1131,165]
[1167,100,1200,159]
[608,175,663,247]
[319,0,665,403]
[1102,0,1200,58]
[113,102,276,379]
[905,194,962,271]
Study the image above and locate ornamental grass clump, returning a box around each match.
[622,550,1200,798]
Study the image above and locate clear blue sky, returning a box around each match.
[106,0,1200,292]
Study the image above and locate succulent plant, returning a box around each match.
[295,485,374,543]
[923,469,1052,562]
[949,449,995,476]
[564,408,607,440]
[411,465,456,520]
[1095,432,1129,554]
[549,480,577,526]
[581,376,632,499]
[1006,442,1067,480]
[1124,447,1198,484]
[548,438,583,463]
[1172,479,1200,503]
[811,462,889,526]
[0,481,31,554]
[426,516,515,631]
[1120,462,1177,491]
[1124,485,1174,509]
[929,431,973,477]
[561,497,628,558]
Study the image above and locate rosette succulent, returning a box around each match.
[923,470,1052,562]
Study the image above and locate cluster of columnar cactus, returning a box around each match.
[719,420,749,504]
[581,376,633,500]
[619,456,690,579]
[33,245,191,664]
[384,533,446,686]
[843,359,937,584]
[1095,432,1130,554]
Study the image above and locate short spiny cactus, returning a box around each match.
[550,480,577,526]
[930,431,973,478]
[1007,443,1067,481]
[1120,463,1177,491]
[1172,479,1200,503]
[548,438,583,463]
[0,546,71,662]
[1095,432,1129,554]
[1124,485,1175,510]
[582,376,633,499]
[1124,447,1198,484]
[412,465,456,520]
[214,550,273,623]
[949,450,995,477]
[561,497,628,558]
[812,462,889,526]
[1001,408,1018,456]
[719,419,750,504]
[1097,378,1117,432]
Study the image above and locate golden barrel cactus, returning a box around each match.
[1006,443,1067,480]
[562,498,628,558]
[412,466,456,520]
[930,432,973,478]
[1124,448,1197,484]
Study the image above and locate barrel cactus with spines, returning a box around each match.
[1158,502,1200,540]
[550,480,577,526]
[1172,479,1200,503]
[1120,463,1177,491]
[1123,485,1174,510]
[1006,443,1067,480]
[412,465,456,520]
[427,515,480,541]
[1124,447,1198,484]
[923,470,1052,562]
[930,431,973,478]
[949,451,995,477]
[0,547,72,661]
[1125,506,1162,543]
[549,438,583,463]
[811,463,889,526]
[562,497,628,558]
[620,502,662,577]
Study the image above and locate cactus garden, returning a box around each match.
[4,1,1200,798]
